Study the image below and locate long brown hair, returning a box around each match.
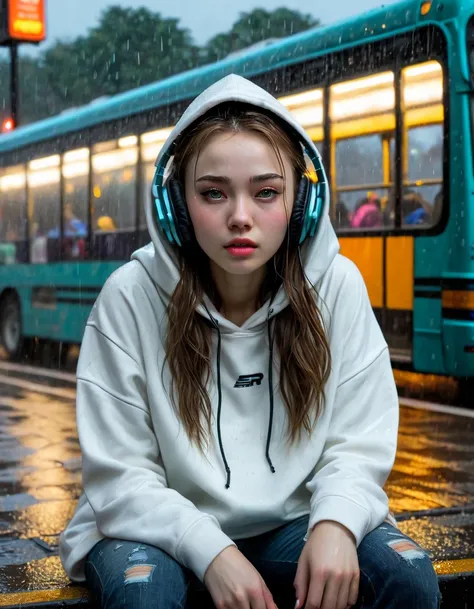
[164,103,331,451]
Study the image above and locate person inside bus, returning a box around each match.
[30,220,48,264]
[402,191,431,225]
[350,194,383,229]
[64,202,88,236]
[59,75,440,609]
[48,203,88,239]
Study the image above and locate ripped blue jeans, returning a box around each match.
[85,516,441,608]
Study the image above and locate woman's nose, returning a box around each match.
[228,195,254,229]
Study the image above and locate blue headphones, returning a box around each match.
[152,142,327,249]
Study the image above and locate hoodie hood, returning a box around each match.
[133,74,339,330]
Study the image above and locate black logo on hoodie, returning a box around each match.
[234,373,264,388]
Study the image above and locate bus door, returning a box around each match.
[329,69,414,360]
[332,62,444,365]
[391,62,444,370]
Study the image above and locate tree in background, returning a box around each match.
[0,6,319,126]
[42,6,199,105]
[205,8,319,62]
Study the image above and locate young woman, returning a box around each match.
[60,75,441,609]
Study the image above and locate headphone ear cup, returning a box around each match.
[167,178,195,247]
[288,176,310,247]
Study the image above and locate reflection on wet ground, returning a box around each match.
[0,373,472,605]
[0,381,80,593]
[387,407,474,513]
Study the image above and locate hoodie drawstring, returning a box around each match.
[265,308,276,474]
[204,304,276,489]
[208,315,232,489]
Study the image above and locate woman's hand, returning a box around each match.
[294,521,359,609]
[204,546,279,609]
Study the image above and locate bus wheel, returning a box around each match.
[0,294,23,360]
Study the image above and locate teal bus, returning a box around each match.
[0,0,473,393]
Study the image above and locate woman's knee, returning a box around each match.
[385,553,441,608]
[85,539,190,609]
[358,525,441,608]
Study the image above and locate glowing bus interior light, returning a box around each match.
[0,173,26,191]
[404,81,443,106]
[119,136,138,148]
[92,148,138,173]
[331,90,395,120]
[289,106,324,127]
[28,169,60,187]
[331,72,394,95]
[142,144,163,162]
[62,161,89,179]
[404,61,442,79]
[141,128,173,144]
[64,148,89,163]
[93,186,101,198]
[279,89,323,108]
[29,155,60,170]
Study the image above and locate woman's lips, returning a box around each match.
[224,245,257,257]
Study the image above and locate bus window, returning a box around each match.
[28,155,61,263]
[279,88,324,156]
[140,127,173,238]
[92,137,138,234]
[402,61,444,227]
[62,148,89,260]
[330,71,395,230]
[0,165,27,264]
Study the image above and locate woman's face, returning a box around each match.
[184,130,296,278]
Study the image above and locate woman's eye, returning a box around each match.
[202,188,224,201]
[257,188,278,199]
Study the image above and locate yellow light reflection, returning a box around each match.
[404,61,441,79]
[141,127,173,144]
[62,161,89,179]
[63,148,89,163]
[142,143,163,163]
[29,155,60,171]
[92,147,138,174]
[279,88,324,128]
[332,72,394,95]
[118,135,138,148]
[2,391,82,548]
[28,168,60,187]
[0,171,26,191]
[420,1,432,15]
[279,88,323,107]
[333,89,395,121]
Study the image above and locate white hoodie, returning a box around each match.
[59,74,399,584]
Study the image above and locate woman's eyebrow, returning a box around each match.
[250,173,283,183]
[196,175,229,183]
[195,173,283,184]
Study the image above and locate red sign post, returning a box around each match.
[0,0,47,128]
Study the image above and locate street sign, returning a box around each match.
[0,0,46,45]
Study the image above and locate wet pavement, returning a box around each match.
[0,366,472,608]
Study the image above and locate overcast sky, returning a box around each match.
[15,0,399,54]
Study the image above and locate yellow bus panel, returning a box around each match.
[386,236,414,311]
[338,237,383,308]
